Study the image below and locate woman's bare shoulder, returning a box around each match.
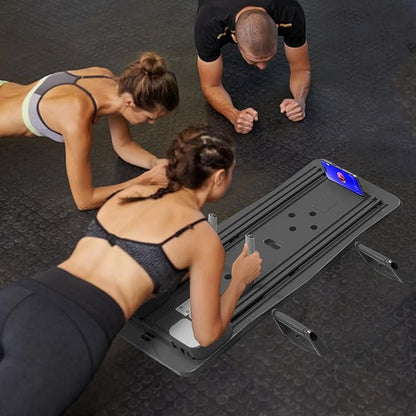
[114,184,161,200]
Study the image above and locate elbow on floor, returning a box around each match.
[73,197,99,211]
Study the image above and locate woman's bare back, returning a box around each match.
[0,67,114,138]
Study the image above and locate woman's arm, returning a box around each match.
[188,234,262,346]
[61,106,161,210]
[107,113,161,169]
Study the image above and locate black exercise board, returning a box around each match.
[119,159,401,376]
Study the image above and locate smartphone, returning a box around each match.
[321,159,365,196]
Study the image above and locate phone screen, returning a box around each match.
[321,160,364,196]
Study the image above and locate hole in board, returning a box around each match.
[289,226,296,231]
[263,238,281,250]
[288,212,296,218]
[309,332,318,341]
[309,211,317,216]
[310,224,318,230]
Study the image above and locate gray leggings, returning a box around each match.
[0,268,124,416]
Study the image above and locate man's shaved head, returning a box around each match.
[235,10,277,58]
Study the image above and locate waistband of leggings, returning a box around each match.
[17,267,125,342]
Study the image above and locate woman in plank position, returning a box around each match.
[0,125,262,416]
[0,51,179,209]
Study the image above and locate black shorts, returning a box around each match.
[0,267,124,416]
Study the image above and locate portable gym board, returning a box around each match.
[119,159,401,376]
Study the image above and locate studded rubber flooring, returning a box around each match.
[1,0,416,415]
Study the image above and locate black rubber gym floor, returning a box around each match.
[1,1,416,415]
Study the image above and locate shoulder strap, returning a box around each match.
[160,217,207,245]
[78,74,115,80]
[74,74,115,121]
[71,84,98,121]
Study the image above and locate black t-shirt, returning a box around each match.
[194,0,306,62]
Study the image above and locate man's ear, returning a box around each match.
[231,33,238,44]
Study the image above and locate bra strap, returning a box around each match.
[160,217,207,245]
[78,74,116,80]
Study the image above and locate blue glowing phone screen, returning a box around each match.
[321,160,364,196]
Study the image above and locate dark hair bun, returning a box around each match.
[139,52,167,78]
[118,51,179,112]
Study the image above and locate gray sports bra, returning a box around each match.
[22,71,114,142]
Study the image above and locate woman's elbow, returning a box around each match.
[193,325,223,347]
[112,145,127,162]
[73,195,100,211]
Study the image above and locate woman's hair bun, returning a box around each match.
[118,51,179,111]
[139,51,167,78]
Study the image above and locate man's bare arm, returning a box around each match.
[280,42,311,121]
[197,55,258,133]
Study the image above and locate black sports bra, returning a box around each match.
[85,216,207,295]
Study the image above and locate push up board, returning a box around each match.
[119,159,401,376]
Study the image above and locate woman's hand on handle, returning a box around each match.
[231,243,262,289]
